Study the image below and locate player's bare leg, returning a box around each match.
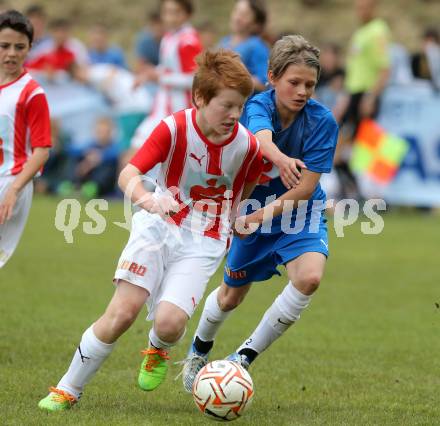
[39,281,148,411]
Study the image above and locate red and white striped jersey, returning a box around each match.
[0,71,51,177]
[130,108,263,242]
[152,24,202,118]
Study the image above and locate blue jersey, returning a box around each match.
[241,89,338,233]
[219,35,269,86]
[88,46,127,68]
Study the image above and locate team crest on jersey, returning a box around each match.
[183,172,233,211]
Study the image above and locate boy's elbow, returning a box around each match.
[118,163,142,192]
[118,167,128,192]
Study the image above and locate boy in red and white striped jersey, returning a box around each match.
[39,49,263,411]
[0,10,51,267]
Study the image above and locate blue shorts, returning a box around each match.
[224,221,328,287]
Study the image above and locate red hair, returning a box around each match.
[192,49,254,107]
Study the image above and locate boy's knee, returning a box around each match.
[109,305,138,332]
[155,314,187,343]
[218,292,243,312]
[296,272,322,295]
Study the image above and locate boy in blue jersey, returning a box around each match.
[182,35,339,390]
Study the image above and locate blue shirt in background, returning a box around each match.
[135,30,160,66]
[88,46,127,68]
[68,140,120,164]
[219,35,270,86]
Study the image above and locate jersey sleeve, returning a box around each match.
[178,33,202,73]
[243,97,274,134]
[302,112,338,174]
[25,93,52,148]
[244,134,263,182]
[129,120,172,173]
[159,33,202,89]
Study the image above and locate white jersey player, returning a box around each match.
[0,10,51,267]
[130,0,202,150]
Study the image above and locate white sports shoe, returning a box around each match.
[180,342,209,393]
[226,352,250,370]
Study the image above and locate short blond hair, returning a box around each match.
[269,35,320,80]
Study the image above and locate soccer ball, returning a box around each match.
[192,360,254,422]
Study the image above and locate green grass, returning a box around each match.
[1,196,439,425]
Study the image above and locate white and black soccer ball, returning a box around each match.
[192,360,254,422]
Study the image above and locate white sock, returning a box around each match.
[57,325,115,399]
[148,327,177,350]
[237,283,311,355]
[195,287,232,342]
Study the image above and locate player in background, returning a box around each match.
[219,0,270,92]
[182,35,339,391]
[38,49,262,412]
[334,0,391,200]
[130,0,202,151]
[0,10,51,267]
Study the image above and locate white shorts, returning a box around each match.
[0,176,33,267]
[114,210,226,320]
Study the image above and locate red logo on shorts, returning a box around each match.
[119,260,147,276]
[225,266,246,280]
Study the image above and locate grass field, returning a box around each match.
[1,196,439,425]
